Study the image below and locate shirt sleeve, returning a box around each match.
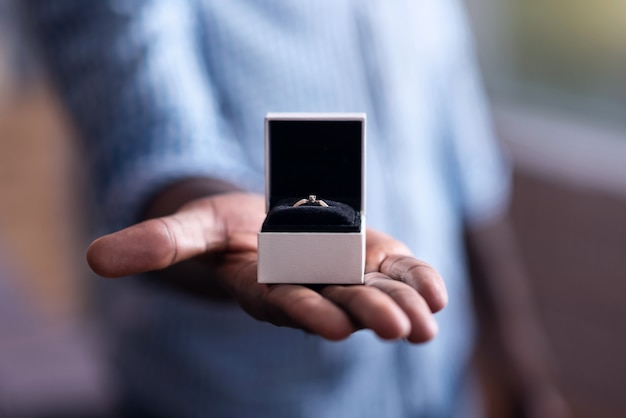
[21,0,255,230]
[440,3,512,226]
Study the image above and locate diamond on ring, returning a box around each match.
[293,194,329,207]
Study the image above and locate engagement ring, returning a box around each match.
[293,195,329,207]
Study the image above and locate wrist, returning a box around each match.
[142,177,243,220]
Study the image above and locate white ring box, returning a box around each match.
[258,113,366,284]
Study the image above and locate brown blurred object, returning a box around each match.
[0,73,114,415]
[510,171,626,418]
[0,80,85,318]
[0,4,116,414]
[477,104,626,418]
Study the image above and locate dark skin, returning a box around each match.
[88,178,446,343]
[466,216,570,418]
[87,177,569,417]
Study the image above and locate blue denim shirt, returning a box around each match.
[24,1,510,416]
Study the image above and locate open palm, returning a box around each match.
[87,192,447,343]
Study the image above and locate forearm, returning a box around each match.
[142,177,244,219]
[21,0,236,230]
[465,214,556,390]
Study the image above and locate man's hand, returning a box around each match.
[87,191,447,343]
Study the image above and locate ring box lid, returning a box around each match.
[265,113,366,214]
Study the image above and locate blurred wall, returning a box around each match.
[0,80,85,318]
[0,5,112,416]
[0,0,86,317]
[496,104,626,418]
[466,1,626,417]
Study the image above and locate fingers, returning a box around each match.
[365,228,447,340]
[219,228,446,342]
[365,228,447,311]
[261,285,357,341]
[365,273,438,343]
[220,254,356,341]
[379,254,448,312]
[319,274,439,342]
[321,284,411,340]
[219,253,435,342]
[362,230,447,341]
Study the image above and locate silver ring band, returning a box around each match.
[293,194,329,207]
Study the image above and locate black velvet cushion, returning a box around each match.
[261,198,361,232]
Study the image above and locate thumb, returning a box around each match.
[86,201,223,278]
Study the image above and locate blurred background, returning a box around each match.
[0,1,114,417]
[0,0,625,417]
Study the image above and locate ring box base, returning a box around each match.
[258,229,365,284]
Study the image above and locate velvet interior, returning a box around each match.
[267,119,363,211]
[262,198,361,232]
